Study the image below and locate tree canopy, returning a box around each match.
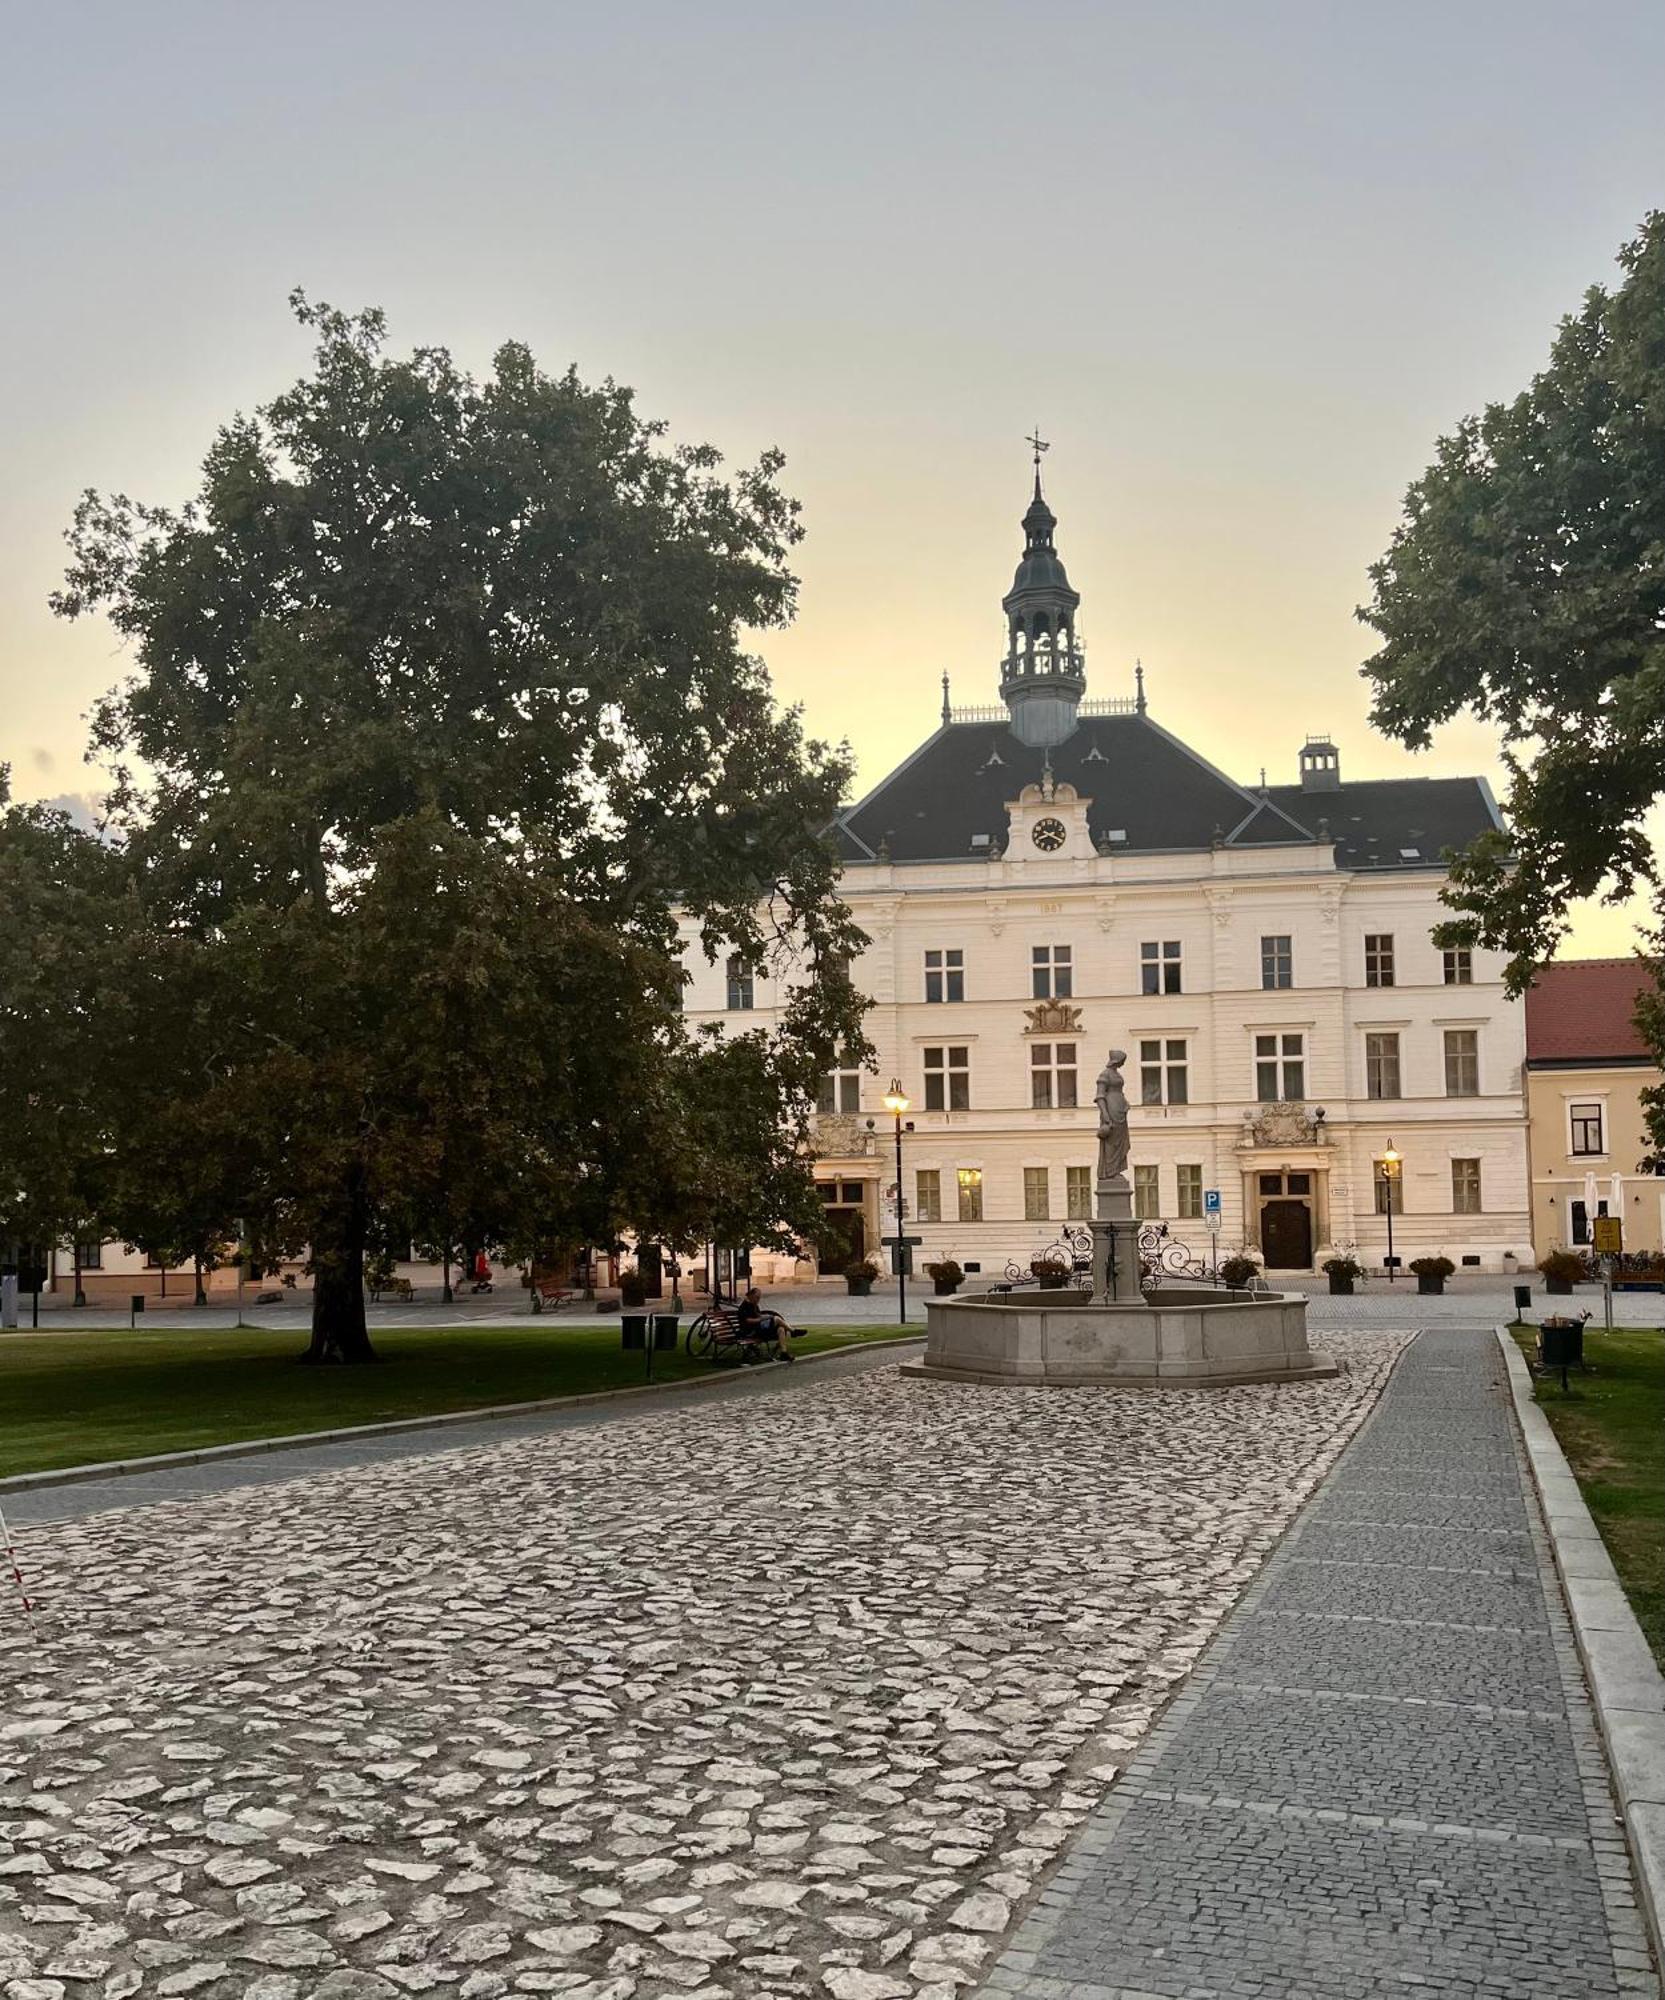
[1361,213,1665,997]
[32,295,866,1354]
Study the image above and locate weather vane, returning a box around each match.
[1025,427,1050,473]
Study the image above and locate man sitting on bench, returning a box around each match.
[736,1286,795,1363]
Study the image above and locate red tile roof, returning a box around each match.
[1525,958,1654,1064]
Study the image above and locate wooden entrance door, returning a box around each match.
[1261,1199,1313,1271]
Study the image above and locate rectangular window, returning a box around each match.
[924,948,964,1003]
[1029,1040,1078,1109]
[1364,934,1395,988]
[1365,1031,1401,1100]
[1254,1032,1306,1103]
[1031,944,1073,1000]
[1175,1164,1203,1219]
[1023,1166,1050,1221]
[74,1241,103,1270]
[1373,1160,1398,1216]
[1260,935,1293,990]
[1570,1198,1589,1245]
[956,1167,983,1223]
[816,1049,862,1115]
[914,1169,942,1223]
[1140,939,1183,995]
[1133,1164,1160,1220]
[1066,1166,1092,1221]
[1443,1029,1479,1098]
[725,954,754,1011]
[1570,1102,1605,1156]
[1452,1158,1481,1215]
[1443,946,1473,986]
[923,1045,970,1112]
[1139,1037,1189,1105]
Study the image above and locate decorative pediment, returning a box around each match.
[1237,1103,1327,1149]
[1024,999,1084,1035]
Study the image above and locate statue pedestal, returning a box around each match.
[1091,1177,1143,1304]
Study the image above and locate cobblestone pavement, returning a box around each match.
[986,1328,1660,2000]
[0,1342,1407,1999]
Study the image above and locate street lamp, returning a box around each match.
[883,1079,910,1325]
[1381,1141,1401,1283]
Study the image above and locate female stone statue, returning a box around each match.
[1094,1048,1130,1183]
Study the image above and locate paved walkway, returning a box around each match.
[986,1327,1658,1999]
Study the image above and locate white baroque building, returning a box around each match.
[682,471,1531,1280]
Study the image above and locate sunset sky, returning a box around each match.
[4,0,1663,950]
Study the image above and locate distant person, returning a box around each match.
[737,1285,795,1362]
[471,1250,492,1293]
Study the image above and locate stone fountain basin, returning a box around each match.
[901,1285,1336,1388]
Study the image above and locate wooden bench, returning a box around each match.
[529,1277,577,1314]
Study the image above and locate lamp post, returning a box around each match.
[1382,1141,1401,1283]
[883,1079,910,1325]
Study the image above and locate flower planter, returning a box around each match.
[1327,1274,1355,1296]
[1545,1275,1573,1296]
[933,1277,959,1296]
[846,1277,872,1296]
[1416,1273,1444,1296]
[1036,1273,1069,1290]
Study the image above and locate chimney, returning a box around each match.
[1299,735,1340,791]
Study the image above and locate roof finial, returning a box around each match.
[941,671,951,726]
[1134,659,1147,715]
[1025,426,1050,497]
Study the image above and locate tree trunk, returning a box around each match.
[304,1171,377,1364]
[194,1253,207,1308]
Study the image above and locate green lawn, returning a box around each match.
[1513,1325,1665,1667]
[0,1321,915,1479]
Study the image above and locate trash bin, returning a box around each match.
[1513,1284,1532,1318]
[1539,1320,1584,1371]
[651,1313,678,1352]
[621,1313,648,1350]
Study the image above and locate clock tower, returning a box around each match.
[999,439,1086,749]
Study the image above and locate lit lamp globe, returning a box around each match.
[883,1082,910,1117]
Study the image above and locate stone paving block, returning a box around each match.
[1026,1795,1622,1999]
[1140,1683,1589,1837]
[1256,1557,1546,1631]
[1290,1520,1536,1575]
[1215,1613,1567,1709]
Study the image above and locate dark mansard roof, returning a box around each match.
[832,711,1502,869]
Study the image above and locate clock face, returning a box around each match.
[1032,817,1067,853]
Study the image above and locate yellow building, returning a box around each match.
[1525,958,1664,1257]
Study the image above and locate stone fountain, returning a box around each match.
[902,1049,1334,1388]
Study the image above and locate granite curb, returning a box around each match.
[1497,1323,1665,1972]
[0,1332,927,1496]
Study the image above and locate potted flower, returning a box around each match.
[1031,1254,1070,1290]
[844,1257,879,1297]
[1538,1249,1582,1296]
[1409,1254,1455,1297]
[619,1267,648,1310]
[1322,1253,1364,1297]
[1218,1254,1259,1290]
[924,1258,963,1297]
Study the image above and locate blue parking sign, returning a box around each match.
[1203,1188,1222,1215]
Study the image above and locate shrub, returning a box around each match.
[923,1258,962,1284]
[1321,1254,1364,1280]
[1219,1255,1259,1289]
[1408,1255,1455,1280]
[619,1268,648,1308]
[845,1257,880,1283]
[1538,1249,1584,1284]
[1030,1254,1069,1277]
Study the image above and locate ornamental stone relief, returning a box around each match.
[1237,1102,1329,1148]
[1024,999,1085,1035]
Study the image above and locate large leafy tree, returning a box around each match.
[1361,212,1665,1156]
[0,776,126,1295]
[53,297,865,1357]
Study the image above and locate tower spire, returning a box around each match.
[941,671,951,726]
[999,439,1083,748]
